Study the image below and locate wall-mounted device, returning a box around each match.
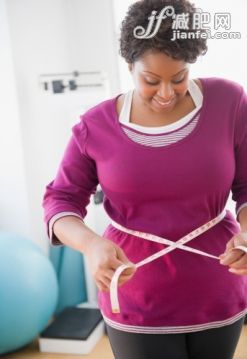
[39,71,108,94]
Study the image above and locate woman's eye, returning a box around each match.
[172,77,185,84]
[145,77,185,86]
[145,79,159,86]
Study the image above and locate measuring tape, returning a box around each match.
[109,210,235,314]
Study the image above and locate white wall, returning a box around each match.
[113,0,135,93]
[3,0,120,253]
[64,0,120,93]
[4,0,71,254]
[0,0,31,238]
[189,0,247,88]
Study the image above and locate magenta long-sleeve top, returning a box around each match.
[43,77,247,333]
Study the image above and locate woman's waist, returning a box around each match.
[105,210,243,313]
[102,210,240,266]
[105,210,238,242]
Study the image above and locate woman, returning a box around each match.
[43,0,247,358]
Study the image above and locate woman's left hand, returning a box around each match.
[219,231,247,275]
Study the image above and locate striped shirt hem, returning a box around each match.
[101,308,247,334]
[121,114,200,147]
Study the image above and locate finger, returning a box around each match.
[103,269,115,280]
[119,270,136,281]
[116,247,129,262]
[118,274,135,286]
[103,269,132,284]
[97,280,109,292]
[110,257,129,269]
[104,267,135,283]
[219,239,235,259]
[120,270,136,277]
[220,245,247,260]
[110,257,136,274]
[220,249,244,266]
[228,268,247,275]
[115,247,134,267]
[96,272,113,288]
[121,266,136,276]
[228,252,247,269]
[226,238,235,251]
[234,245,247,254]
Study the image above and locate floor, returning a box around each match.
[2,325,247,359]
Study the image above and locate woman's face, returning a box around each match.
[129,51,190,114]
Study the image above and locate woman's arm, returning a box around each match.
[238,206,247,232]
[220,87,247,274]
[53,215,100,254]
[53,215,136,291]
[220,207,247,274]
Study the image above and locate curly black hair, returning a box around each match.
[119,0,208,63]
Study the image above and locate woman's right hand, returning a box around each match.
[84,236,136,292]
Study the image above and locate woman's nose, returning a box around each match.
[157,84,174,100]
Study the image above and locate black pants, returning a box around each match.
[106,317,245,359]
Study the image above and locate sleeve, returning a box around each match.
[42,117,99,245]
[231,87,247,220]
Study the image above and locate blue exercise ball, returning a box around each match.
[0,231,58,355]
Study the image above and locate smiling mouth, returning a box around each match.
[153,97,175,108]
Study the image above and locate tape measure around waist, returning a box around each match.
[109,210,227,314]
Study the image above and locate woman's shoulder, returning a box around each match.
[71,93,123,141]
[83,96,118,119]
[73,94,122,132]
[198,77,244,97]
